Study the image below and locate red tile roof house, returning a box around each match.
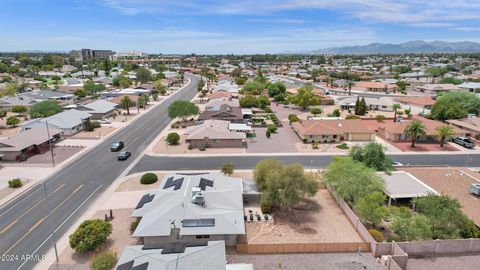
[355,81,398,93]
[185,120,246,148]
[377,116,465,142]
[198,104,244,123]
[292,119,376,143]
[394,96,436,110]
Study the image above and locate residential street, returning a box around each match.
[130,153,480,173]
[0,74,200,270]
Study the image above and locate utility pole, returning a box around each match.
[43,183,59,264]
[45,120,55,167]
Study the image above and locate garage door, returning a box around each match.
[350,133,374,141]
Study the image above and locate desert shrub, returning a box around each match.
[91,121,101,129]
[8,178,23,188]
[199,145,206,151]
[69,219,112,253]
[166,132,180,145]
[91,251,117,270]
[368,229,384,242]
[0,110,7,118]
[346,115,361,120]
[336,143,349,150]
[375,115,385,122]
[187,144,193,150]
[475,134,480,140]
[140,173,158,185]
[267,124,277,133]
[266,129,271,138]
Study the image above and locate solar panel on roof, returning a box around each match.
[131,262,149,270]
[181,218,215,227]
[116,261,134,270]
[198,178,213,191]
[163,177,184,190]
[135,194,155,209]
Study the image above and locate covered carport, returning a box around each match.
[378,171,439,206]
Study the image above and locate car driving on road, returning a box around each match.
[453,137,476,149]
[117,151,131,160]
[110,141,124,152]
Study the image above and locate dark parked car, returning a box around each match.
[453,137,475,149]
[110,141,124,152]
[117,151,131,160]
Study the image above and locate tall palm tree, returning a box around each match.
[347,81,355,96]
[120,96,132,115]
[392,103,402,122]
[404,120,427,148]
[435,125,455,147]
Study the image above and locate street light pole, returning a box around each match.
[45,120,55,167]
[43,182,59,264]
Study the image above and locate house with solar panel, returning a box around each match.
[114,173,250,270]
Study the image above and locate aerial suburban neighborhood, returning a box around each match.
[2,1,480,270]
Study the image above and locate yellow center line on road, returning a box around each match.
[0,183,66,235]
[0,184,84,257]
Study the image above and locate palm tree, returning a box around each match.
[347,81,355,96]
[435,125,454,147]
[120,96,132,115]
[392,103,402,122]
[404,120,427,148]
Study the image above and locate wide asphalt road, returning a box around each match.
[130,153,480,173]
[0,74,200,270]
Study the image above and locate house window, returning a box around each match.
[195,235,210,239]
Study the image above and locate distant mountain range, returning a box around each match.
[304,40,480,54]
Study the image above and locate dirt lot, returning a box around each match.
[408,254,480,270]
[403,167,480,227]
[56,208,138,269]
[247,127,298,153]
[228,253,385,270]
[245,188,363,244]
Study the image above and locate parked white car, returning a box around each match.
[99,119,111,124]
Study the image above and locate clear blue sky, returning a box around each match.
[1,0,480,54]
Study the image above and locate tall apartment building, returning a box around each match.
[69,48,115,61]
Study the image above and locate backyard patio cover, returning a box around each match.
[378,171,439,205]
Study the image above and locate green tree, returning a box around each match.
[392,103,401,122]
[267,82,286,97]
[112,75,132,88]
[166,132,180,145]
[120,96,133,115]
[242,81,264,95]
[74,89,86,98]
[30,101,62,118]
[391,207,432,241]
[404,120,426,148]
[69,219,112,253]
[6,116,20,127]
[331,108,341,117]
[289,85,320,110]
[135,67,153,84]
[153,80,167,95]
[323,157,384,204]
[354,192,389,228]
[221,163,235,176]
[435,125,455,147]
[266,129,271,138]
[439,77,463,85]
[0,83,18,97]
[83,80,106,95]
[254,160,318,209]
[256,96,270,109]
[310,108,322,116]
[349,142,393,172]
[431,92,480,120]
[396,81,407,93]
[239,95,257,108]
[167,101,199,121]
[11,105,27,113]
[414,195,480,239]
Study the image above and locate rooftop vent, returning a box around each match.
[191,191,205,206]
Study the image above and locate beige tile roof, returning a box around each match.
[378,116,464,136]
[293,119,374,136]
